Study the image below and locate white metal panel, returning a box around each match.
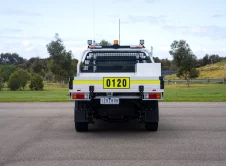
[70,84,162,93]
[78,73,136,77]
[135,63,161,76]
[74,76,160,80]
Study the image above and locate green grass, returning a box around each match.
[0,83,69,102]
[163,83,226,101]
[0,82,226,102]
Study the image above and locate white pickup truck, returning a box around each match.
[69,40,164,132]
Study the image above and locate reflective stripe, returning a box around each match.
[131,80,160,84]
[73,80,102,84]
[73,80,160,84]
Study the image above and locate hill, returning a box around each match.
[165,60,226,79]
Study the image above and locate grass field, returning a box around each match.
[165,60,226,80]
[164,83,226,101]
[0,82,225,102]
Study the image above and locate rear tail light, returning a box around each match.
[71,93,89,99]
[145,93,161,99]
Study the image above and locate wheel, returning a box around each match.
[75,122,88,132]
[145,122,158,131]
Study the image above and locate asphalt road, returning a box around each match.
[0,102,226,166]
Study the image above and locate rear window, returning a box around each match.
[80,51,151,73]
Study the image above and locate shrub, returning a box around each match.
[29,74,44,91]
[16,69,30,89]
[0,74,4,90]
[8,69,30,91]
[8,72,21,91]
[0,64,17,82]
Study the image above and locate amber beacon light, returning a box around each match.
[114,40,119,45]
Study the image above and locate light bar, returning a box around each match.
[130,45,144,48]
[88,45,102,49]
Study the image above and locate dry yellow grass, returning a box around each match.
[165,60,226,80]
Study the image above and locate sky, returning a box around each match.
[0,0,226,60]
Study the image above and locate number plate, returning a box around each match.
[100,98,120,104]
[103,77,130,89]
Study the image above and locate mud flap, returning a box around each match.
[74,110,89,123]
[74,101,89,123]
[139,100,159,123]
[144,110,159,122]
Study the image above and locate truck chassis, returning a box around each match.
[69,40,164,132]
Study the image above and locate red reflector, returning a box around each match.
[148,93,161,99]
[77,94,84,99]
[72,93,85,99]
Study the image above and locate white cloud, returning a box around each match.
[163,25,226,40]
[212,14,224,18]
[127,15,167,25]
[69,46,87,59]
[21,40,36,52]
[145,0,159,3]
[0,8,42,17]
[24,45,35,52]
[157,45,170,51]
[193,47,226,53]
[0,28,23,36]
[191,27,203,33]
[22,40,30,47]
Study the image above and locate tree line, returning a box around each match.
[153,53,225,71]
[0,33,78,91]
[0,34,226,90]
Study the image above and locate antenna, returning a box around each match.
[119,19,120,45]
[151,46,153,56]
[92,0,95,43]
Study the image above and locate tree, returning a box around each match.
[71,58,78,76]
[209,54,223,64]
[0,53,25,65]
[169,40,199,87]
[25,57,51,80]
[0,73,4,90]
[44,71,55,82]
[46,33,75,85]
[189,68,200,79]
[202,54,210,66]
[153,57,161,63]
[29,74,44,91]
[98,40,112,46]
[30,57,48,77]
[0,64,17,82]
[161,58,173,70]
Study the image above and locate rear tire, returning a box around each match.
[75,122,88,132]
[145,122,158,131]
